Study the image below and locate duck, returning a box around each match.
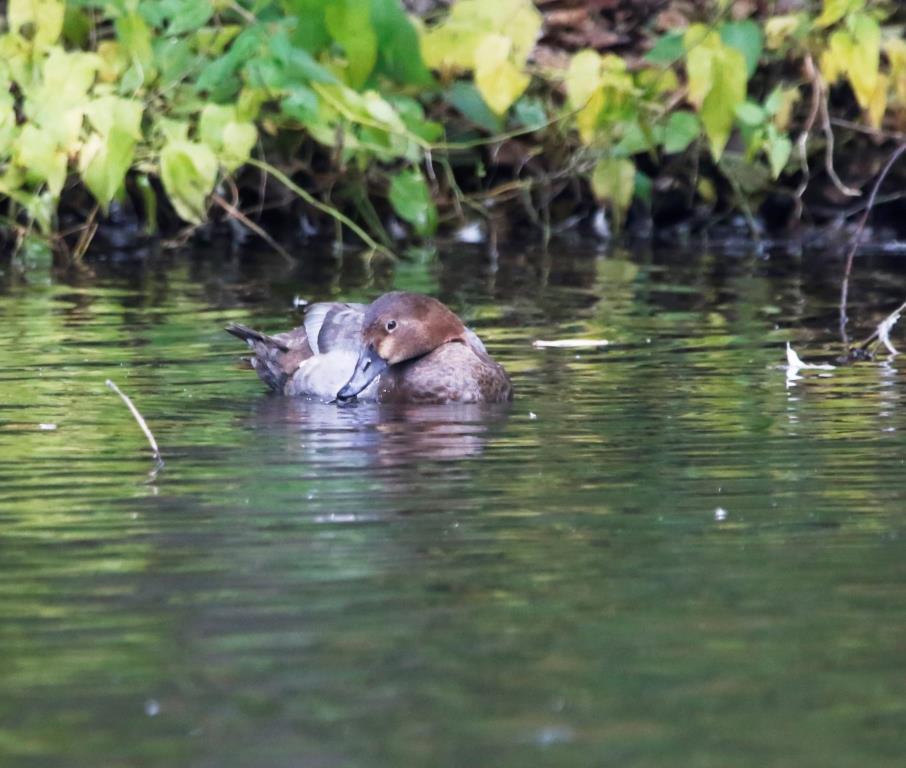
[226,292,513,404]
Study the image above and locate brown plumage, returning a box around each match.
[227,292,513,404]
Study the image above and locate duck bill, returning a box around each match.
[337,345,388,401]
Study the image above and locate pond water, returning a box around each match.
[2,238,906,767]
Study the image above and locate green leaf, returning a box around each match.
[645,31,684,64]
[447,82,503,133]
[766,126,792,179]
[285,0,331,51]
[160,140,218,223]
[166,0,213,36]
[114,12,156,86]
[154,37,197,89]
[614,120,659,156]
[282,85,321,124]
[199,104,258,171]
[663,110,699,154]
[270,29,339,85]
[513,97,548,131]
[734,101,766,127]
[84,97,143,141]
[196,26,265,97]
[325,0,377,89]
[634,170,652,205]
[370,0,433,87]
[389,169,437,236]
[78,128,136,211]
[391,96,443,142]
[720,20,763,79]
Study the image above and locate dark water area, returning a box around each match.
[2,238,906,767]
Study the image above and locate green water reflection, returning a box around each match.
[1,241,905,767]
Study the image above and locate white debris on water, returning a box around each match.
[714,507,728,522]
[38,423,57,430]
[785,342,835,371]
[144,699,160,717]
[878,311,902,355]
[528,412,538,420]
[533,339,610,349]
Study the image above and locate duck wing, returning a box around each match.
[303,302,365,355]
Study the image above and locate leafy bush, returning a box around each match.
[0,0,903,258]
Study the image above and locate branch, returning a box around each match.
[212,193,294,265]
[247,158,395,260]
[105,379,163,466]
[839,141,906,348]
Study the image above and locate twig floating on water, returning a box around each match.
[105,379,163,466]
[532,339,610,349]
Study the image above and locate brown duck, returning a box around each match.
[227,292,513,404]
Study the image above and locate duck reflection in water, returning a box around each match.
[245,397,511,467]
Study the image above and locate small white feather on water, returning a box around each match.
[533,339,610,349]
[785,342,835,371]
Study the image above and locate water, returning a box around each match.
[2,241,906,767]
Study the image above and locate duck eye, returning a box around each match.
[386,320,397,332]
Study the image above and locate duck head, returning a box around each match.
[337,292,468,401]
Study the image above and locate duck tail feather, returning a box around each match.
[225,322,290,353]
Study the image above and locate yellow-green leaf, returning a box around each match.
[820,30,850,84]
[566,50,602,110]
[14,125,67,198]
[160,140,218,223]
[419,0,540,75]
[78,128,136,210]
[764,14,805,49]
[199,104,258,171]
[591,157,635,231]
[887,38,906,106]
[847,13,880,109]
[866,73,888,129]
[8,0,64,49]
[84,97,143,141]
[474,34,530,115]
[566,50,603,143]
[0,91,16,157]
[814,0,861,29]
[685,45,715,109]
[700,47,747,160]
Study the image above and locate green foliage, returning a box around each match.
[389,169,437,236]
[0,0,903,255]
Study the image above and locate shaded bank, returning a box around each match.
[0,0,904,264]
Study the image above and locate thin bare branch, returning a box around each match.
[212,193,294,265]
[105,379,163,466]
[839,141,906,347]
